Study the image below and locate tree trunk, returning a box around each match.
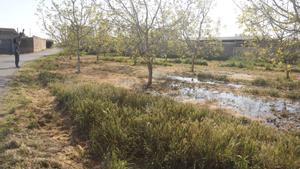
[96,54,99,62]
[133,55,137,65]
[147,61,153,88]
[76,48,80,73]
[191,55,195,72]
[76,31,81,74]
[286,64,290,80]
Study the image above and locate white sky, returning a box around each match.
[210,0,242,37]
[0,0,242,38]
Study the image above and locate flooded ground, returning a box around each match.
[164,76,300,131]
[168,76,244,88]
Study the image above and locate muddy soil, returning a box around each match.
[157,75,300,131]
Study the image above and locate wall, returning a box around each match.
[33,37,46,52]
[222,40,245,57]
[20,38,34,53]
[0,39,13,54]
[0,36,47,54]
[19,36,46,53]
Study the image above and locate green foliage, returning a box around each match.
[38,71,64,86]
[287,92,300,100]
[267,89,280,97]
[103,151,131,169]
[171,58,208,66]
[52,83,300,169]
[243,88,260,95]
[274,78,300,90]
[27,120,39,130]
[265,65,273,71]
[197,72,229,82]
[220,58,282,71]
[252,78,268,86]
[153,60,172,66]
[101,56,131,63]
[221,61,251,69]
[100,56,209,67]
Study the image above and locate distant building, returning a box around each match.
[199,36,252,58]
[217,36,251,57]
[0,28,18,54]
[0,28,48,54]
[20,36,47,53]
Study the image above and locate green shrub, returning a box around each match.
[215,75,229,82]
[287,92,300,100]
[238,63,246,68]
[172,58,208,66]
[52,83,300,169]
[275,78,300,90]
[252,78,268,86]
[222,62,237,67]
[104,151,130,169]
[101,57,130,63]
[154,60,172,66]
[38,71,63,86]
[265,65,273,71]
[27,120,39,129]
[195,59,208,66]
[244,88,260,95]
[221,60,253,69]
[173,58,182,64]
[291,68,300,73]
[267,89,280,97]
[197,72,229,82]
[30,55,60,71]
[197,72,214,79]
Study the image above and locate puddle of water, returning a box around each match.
[165,75,300,129]
[179,87,299,118]
[168,76,244,88]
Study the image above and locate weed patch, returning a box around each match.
[197,72,229,82]
[38,71,64,86]
[252,78,268,86]
[53,83,300,169]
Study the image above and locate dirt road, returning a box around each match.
[0,48,61,99]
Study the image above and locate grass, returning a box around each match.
[0,54,79,168]
[167,58,209,66]
[221,61,248,69]
[243,76,300,99]
[1,54,300,168]
[52,82,300,169]
[251,78,268,86]
[99,56,209,67]
[38,71,64,86]
[197,72,229,82]
[219,58,278,70]
[287,92,300,100]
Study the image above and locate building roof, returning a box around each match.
[217,36,253,41]
[198,36,253,42]
[0,28,18,39]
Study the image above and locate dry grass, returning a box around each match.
[0,57,94,169]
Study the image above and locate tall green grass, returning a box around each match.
[52,83,300,169]
[197,72,229,82]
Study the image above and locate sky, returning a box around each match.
[0,0,242,38]
[211,0,243,37]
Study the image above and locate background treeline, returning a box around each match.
[37,0,299,85]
